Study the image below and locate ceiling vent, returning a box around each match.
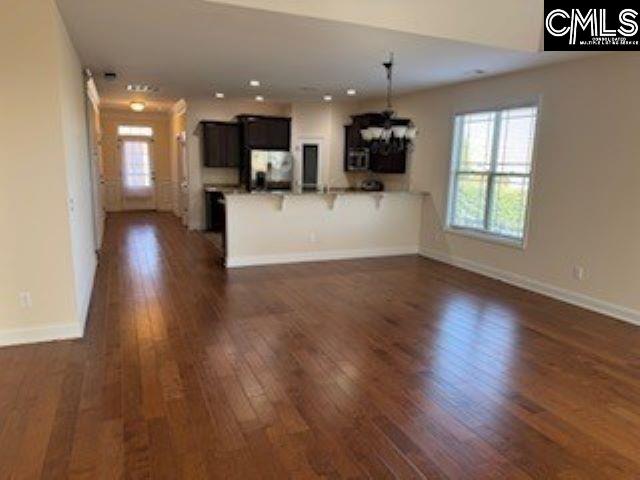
[127,84,159,93]
[103,71,117,81]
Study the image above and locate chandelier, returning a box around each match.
[359,53,417,154]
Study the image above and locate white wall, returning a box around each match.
[290,101,358,189]
[185,98,290,229]
[363,53,640,321]
[54,4,98,330]
[291,102,332,187]
[0,0,96,345]
[226,192,423,266]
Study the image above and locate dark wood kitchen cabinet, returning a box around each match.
[201,121,240,167]
[344,113,408,174]
[370,150,407,173]
[237,115,291,150]
[205,191,225,232]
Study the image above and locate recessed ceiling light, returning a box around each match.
[214,92,225,99]
[130,101,145,112]
[346,88,357,96]
[323,95,332,102]
[249,80,261,87]
[255,95,264,102]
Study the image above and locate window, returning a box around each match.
[447,105,538,244]
[118,125,153,137]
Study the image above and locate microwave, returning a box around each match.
[346,148,370,171]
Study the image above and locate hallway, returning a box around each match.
[1,212,640,479]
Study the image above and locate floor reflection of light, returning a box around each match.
[125,225,161,279]
[423,293,520,426]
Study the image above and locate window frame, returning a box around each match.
[445,101,541,249]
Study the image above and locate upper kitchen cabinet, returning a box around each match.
[369,150,407,173]
[237,115,291,150]
[201,121,240,167]
[344,113,408,174]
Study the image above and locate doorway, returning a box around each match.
[119,136,156,210]
[85,77,104,250]
[177,131,189,226]
[297,137,324,192]
[302,144,319,191]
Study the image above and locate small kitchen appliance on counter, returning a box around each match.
[360,179,384,192]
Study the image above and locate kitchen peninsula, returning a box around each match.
[222,189,425,267]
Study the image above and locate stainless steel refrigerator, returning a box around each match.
[250,150,293,191]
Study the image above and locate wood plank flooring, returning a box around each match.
[1,211,640,479]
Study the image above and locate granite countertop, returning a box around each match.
[203,183,242,193]
[222,188,427,197]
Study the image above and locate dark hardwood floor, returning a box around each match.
[2,212,640,479]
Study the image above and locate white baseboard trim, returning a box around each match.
[419,248,640,327]
[0,322,83,348]
[227,246,420,268]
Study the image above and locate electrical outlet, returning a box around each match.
[573,266,585,281]
[19,291,32,308]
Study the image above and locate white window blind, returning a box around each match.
[447,106,538,243]
[118,125,153,137]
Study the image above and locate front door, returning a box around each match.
[120,138,156,210]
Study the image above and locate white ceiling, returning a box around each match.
[208,0,545,52]
[56,0,588,111]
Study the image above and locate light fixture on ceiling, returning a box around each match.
[249,79,261,87]
[255,95,264,102]
[214,92,225,99]
[359,53,417,155]
[346,88,357,96]
[323,95,332,102]
[130,101,146,112]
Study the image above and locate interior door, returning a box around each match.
[120,138,156,210]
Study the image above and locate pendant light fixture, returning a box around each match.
[359,53,417,155]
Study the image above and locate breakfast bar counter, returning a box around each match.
[222,190,427,267]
